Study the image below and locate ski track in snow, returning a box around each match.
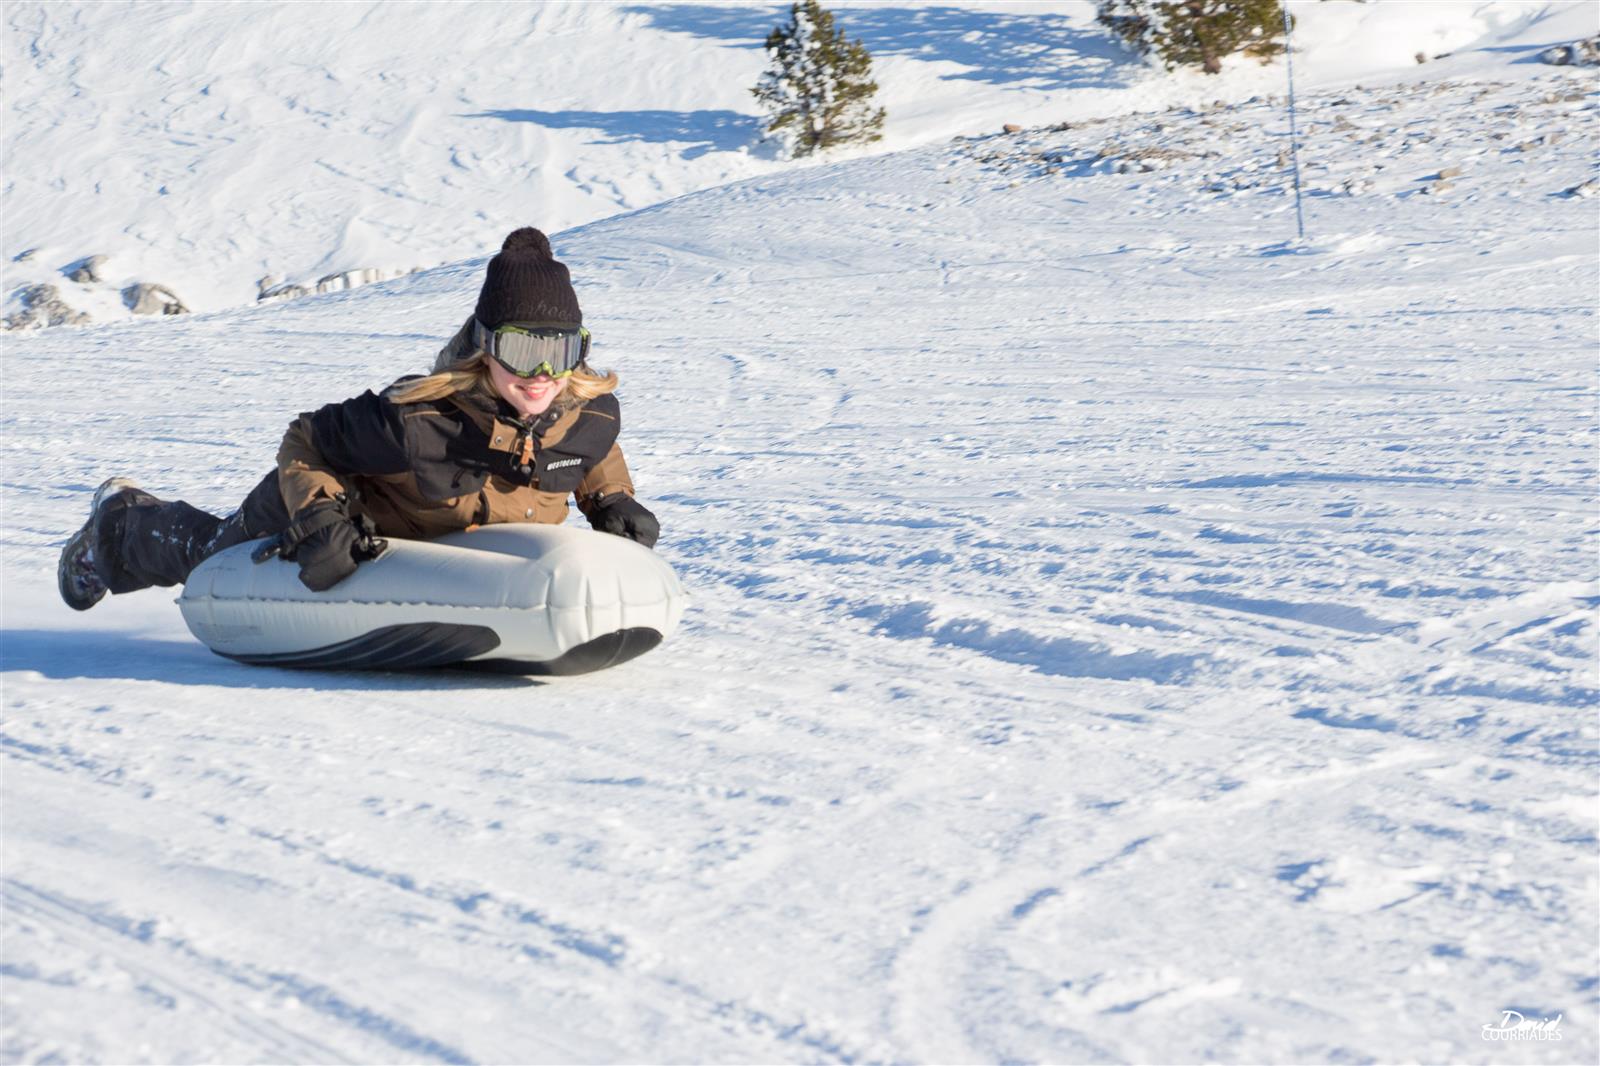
[3,68,1599,1064]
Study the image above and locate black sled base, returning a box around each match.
[217,622,662,675]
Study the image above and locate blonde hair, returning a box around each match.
[387,352,618,409]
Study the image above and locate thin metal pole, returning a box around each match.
[1282,1,1306,241]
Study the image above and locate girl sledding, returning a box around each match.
[60,227,660,612]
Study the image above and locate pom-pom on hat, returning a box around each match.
[473,227,582,329]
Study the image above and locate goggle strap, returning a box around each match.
[472,319,498,358]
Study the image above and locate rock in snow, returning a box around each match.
[4,282,90,328]
[65,254,108,284]
[121,282,188,315]
[1539,35,1600,66]
[256,266,418,304]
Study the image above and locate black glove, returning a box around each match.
[252,496,388,591]
[588,493,660,549]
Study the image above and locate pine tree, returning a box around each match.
[752,0,886,158]
[1098,0,1289,75]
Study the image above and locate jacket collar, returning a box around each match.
[448,388,581,456]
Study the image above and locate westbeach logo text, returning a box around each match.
[1482,1009,1563,1041]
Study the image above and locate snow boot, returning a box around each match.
[57,476,143,611]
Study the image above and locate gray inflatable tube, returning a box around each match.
[178,525,686,674]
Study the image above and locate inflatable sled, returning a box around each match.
[177,524,685,674]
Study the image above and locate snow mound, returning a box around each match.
[4,0,1595,322]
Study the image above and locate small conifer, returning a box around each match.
[1098,0,1289,75]
[752,0,886,158]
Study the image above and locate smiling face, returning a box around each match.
[487,357,569,418]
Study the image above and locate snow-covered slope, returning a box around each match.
[3,0,1595,320]
[3,55,1597,1062]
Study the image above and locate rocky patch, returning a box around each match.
[258,266,420,305]
[948,73,1596,206]
[4,283,90,329]
[1539,36,1600,67]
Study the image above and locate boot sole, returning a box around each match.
[56,477,142,611]
[57,520,105,611]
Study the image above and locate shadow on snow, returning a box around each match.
[463,109,762,158]
[470,7,1136,154]
[1,629,542,690]
[855,602,1203,685]
[625,3,1138,91]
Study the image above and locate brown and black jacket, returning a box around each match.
[274,383,634,539]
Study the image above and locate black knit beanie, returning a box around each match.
[473,227,582,329]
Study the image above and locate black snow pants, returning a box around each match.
[98,471,291,594]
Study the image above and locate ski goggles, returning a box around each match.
[474,319,590,379]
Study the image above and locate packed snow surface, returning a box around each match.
[3,10,1600,1066]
